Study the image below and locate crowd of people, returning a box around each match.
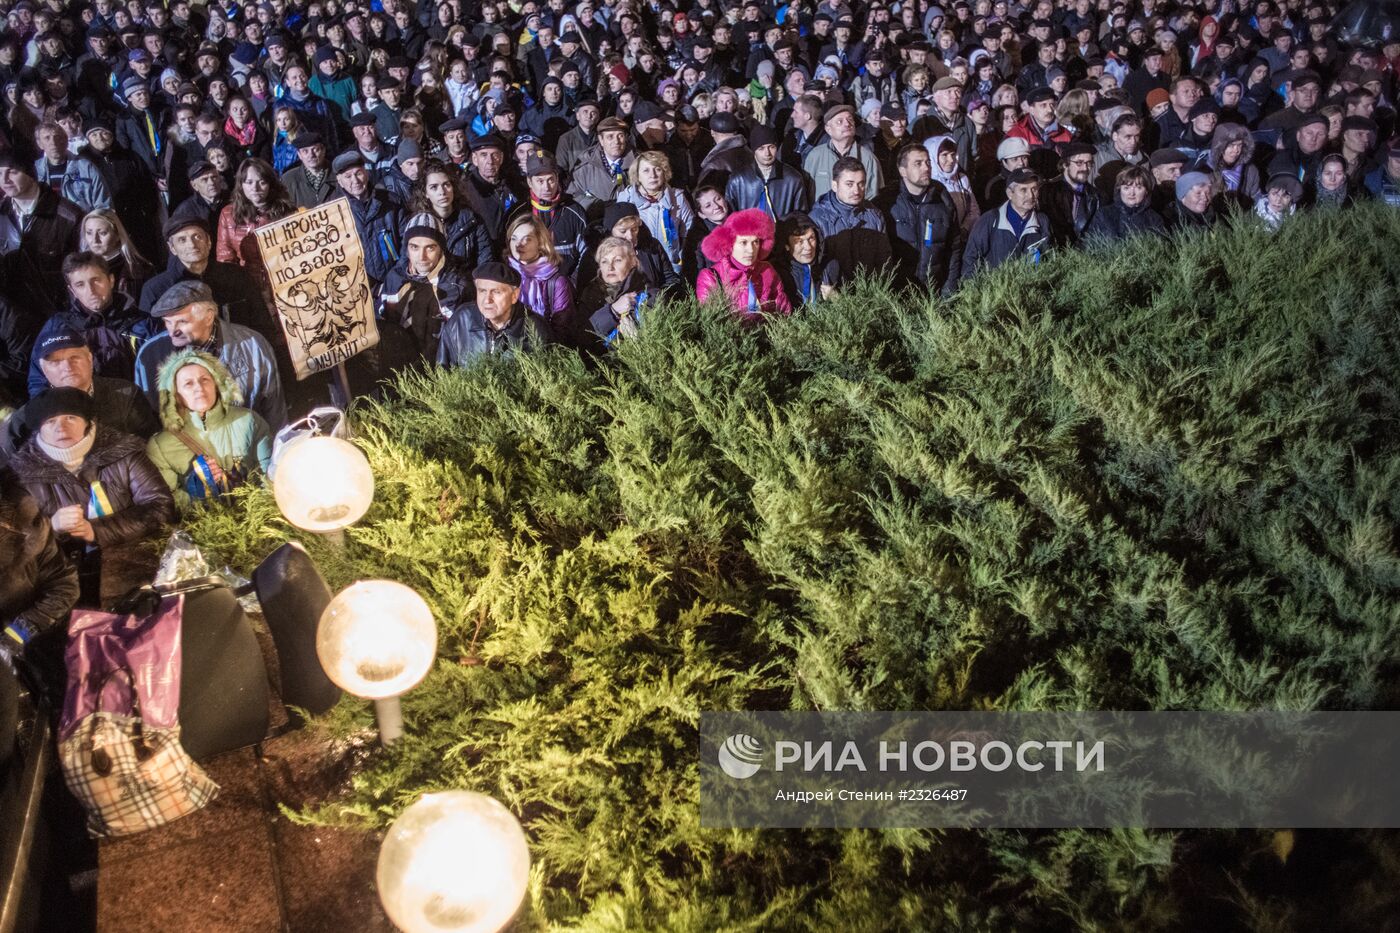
[2,0,1399,697]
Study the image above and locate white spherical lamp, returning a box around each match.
[377,791,531,933]
[317,580,437,742]
[272,435,375,536]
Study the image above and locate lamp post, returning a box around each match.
[376,791,531,933]
[272,435,375,546]
[316,580,437,744]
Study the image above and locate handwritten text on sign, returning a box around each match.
[255,198,379,380]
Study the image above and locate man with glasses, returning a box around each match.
[1043,143,1101,247]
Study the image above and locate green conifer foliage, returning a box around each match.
[187,207,1400,929]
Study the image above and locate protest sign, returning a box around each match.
[255,198,379,381]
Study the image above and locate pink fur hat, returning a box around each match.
[700,208,776,265]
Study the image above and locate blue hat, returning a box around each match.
[33,319,86,361]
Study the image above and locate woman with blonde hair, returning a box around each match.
[505,213,576,336]
[1055,89,1095,140]
[617,149,693,275]
[580,236,649,349]
[79,209,153,298]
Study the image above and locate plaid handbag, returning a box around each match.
[58,669,220,838]
[57,595,220,838]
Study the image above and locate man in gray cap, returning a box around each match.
[803,103,883,199]
[334,151,401,286]
[381,137,422,209]
[115,76,162,177]
[134,280,287,429]
[282,132,335,209]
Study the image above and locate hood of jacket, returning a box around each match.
[155,348,243,432]
[1209,122,1254,168]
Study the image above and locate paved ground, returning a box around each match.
[93,559,395,933]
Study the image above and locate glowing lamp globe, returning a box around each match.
[316,581,437,700]
[272,436,374,533]
[377,791,530,933]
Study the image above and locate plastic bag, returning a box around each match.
[154,530,262,616]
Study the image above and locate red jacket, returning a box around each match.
[1004,115,1074,150]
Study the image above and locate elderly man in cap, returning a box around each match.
[135,281,286,429]
[115,75,164,178]
[376,223,474,367]
[283,132,336,209]
[507,150,589,281]
[4,321,159,458]
[1042,141,1102,246]
[440,117,472,169]
[0,154,84,316]
[1005,87,1074,159]
[567,116,637,216]
[170,158,229,230]
[959,168,1051,286]
[333,151,401,286]
[139,215,270,340]
[334,149,406,285]
[726,125,811,219]
[464,132,523,246]
[350,112,397,184]
[436,262,550,368]
[804,103,883,200]
[914,76,975,171]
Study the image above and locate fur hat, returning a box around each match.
[700,208,776,265]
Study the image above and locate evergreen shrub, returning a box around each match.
[187,206,1400,930]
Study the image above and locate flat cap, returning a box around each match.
[472,261,521,287]
[151,280,216,317]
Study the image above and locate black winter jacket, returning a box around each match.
[436,303,550,367]
[725,162,812,219]
[1083,196,1169,242]
[881,182,963,292]
[0,471,78,638]
[343,190,403,286]
[808,192,893,286]
[0,188,84,316]
[377,255,475,364]
[1041,176,1103,247]
[9,426,174,550]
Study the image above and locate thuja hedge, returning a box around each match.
[187,205,1400,930]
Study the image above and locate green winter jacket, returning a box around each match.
[144,349,273,509]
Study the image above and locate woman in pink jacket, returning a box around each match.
[695,208,793,322]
